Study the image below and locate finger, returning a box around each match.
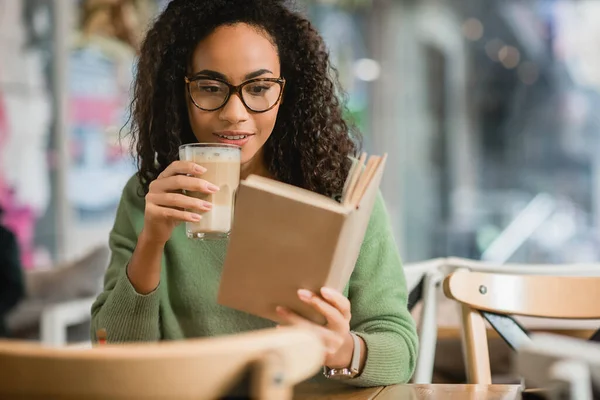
[158,161,206,179]
[150,175,220,194]
[146,203,201,222]
[147,192,212,212]
[275,306,312,327]
[276,307,343,352]
[320,287,351,320]
[298,290,347,330]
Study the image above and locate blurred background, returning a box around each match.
[2,0,600,270]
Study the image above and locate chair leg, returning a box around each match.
[40,306,66,346]
[250,351,292,400]
[413,270,444,384]
[549,360,593,400]
[459,305,492,384]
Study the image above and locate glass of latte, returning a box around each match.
[179,143,241,240]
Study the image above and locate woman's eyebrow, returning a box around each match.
[190,68,274,82]
[244,69,273,80]
[191,69,229,80]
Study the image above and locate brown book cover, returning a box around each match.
[217,155,387,324]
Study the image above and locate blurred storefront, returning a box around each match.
[0,0,164,265]
[1,0,55,268]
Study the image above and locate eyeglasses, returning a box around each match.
[184,75,286,113]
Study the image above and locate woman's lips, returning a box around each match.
[213,132,254,146]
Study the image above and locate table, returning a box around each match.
[377,384,522,400]
[294,383,522,400]
[294,382,383,400]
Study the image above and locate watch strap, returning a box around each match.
[348,331,361,375]
[323,331,362,380]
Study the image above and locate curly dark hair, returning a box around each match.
[130,0,361,198]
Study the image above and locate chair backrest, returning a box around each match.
[404,258,447,292]
[443,269,600,384]
[445,257,600,277]
[409,257,600,384]
[0,327,324,400]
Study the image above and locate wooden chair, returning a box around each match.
[0,327,324,399]
[443,268,600,384]
[517,333,600,400]
[408,257,600,383]
[404,258,447,383]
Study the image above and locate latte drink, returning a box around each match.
[179,143,241,239]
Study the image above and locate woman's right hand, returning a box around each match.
[141,160,220,245]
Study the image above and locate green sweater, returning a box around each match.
[91,175,418,387]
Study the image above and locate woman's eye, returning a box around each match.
[200,86,221,93]
[247,85,270,95]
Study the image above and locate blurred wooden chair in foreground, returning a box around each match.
[0,327,324,400]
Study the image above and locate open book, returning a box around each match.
[217,153,387,324]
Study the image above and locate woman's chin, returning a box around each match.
[240,147,261,166]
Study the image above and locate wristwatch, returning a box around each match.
[323,331,361,380]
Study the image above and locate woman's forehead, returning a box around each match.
[190,23,280,83]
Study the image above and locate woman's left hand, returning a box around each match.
[276,287,356,368]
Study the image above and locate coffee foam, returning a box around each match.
[180,146,241,163]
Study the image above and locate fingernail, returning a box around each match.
[298,289,313,301]
[203,202,213,210]
[191,214,202,221]
[207,183,220,192]
[194,165,206,173]
[321,287,335,297]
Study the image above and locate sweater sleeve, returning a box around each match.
[90,177,161,343]
[344,193,418,387]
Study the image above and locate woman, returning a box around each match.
[91,0,418,386]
